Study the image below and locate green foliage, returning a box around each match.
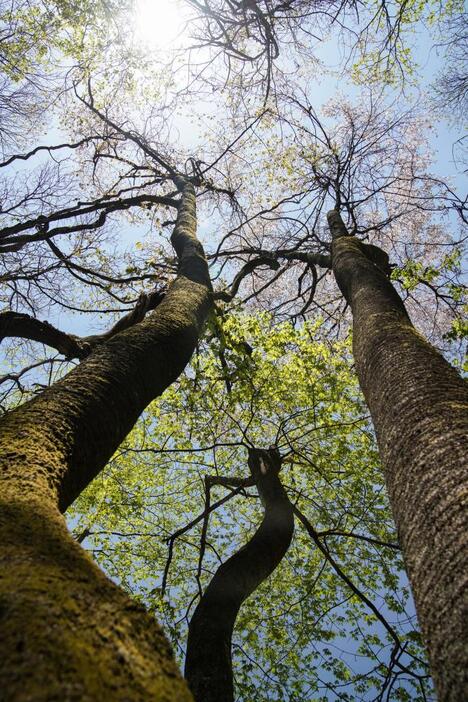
[392,247,463,292]
[69,312,433,700]
[0,0,131,81]
[444,317,468,343]
[351,0,465,86]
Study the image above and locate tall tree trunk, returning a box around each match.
[0,180,211,701]
[185,448,294,702]
[328,209,468,701]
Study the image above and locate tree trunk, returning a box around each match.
[185,448,294,702]
[0,180,211,701]
[328,209,468,701]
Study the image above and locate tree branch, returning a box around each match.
[0,288,165,361]
[0,312,88,359]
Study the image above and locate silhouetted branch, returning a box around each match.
[0,312,88,359]
[293,505,427,677]
[0,288,165,360]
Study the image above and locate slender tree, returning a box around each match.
[185,447,294,702]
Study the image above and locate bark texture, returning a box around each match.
[328,209,468,701]
[185,448,294,702]
[0,180,211,701]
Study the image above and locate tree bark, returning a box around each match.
[0,180,211,701]
[328,209,468,701]
[185,448,294,702]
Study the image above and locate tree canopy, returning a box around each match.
[0,1,466,700]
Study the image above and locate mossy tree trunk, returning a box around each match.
[328,209,468,701]
[0,180,211,701]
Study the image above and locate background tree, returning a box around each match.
[185,446,295,702]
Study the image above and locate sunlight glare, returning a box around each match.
[134,0,186,50]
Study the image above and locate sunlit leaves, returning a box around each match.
[69,312,432,700]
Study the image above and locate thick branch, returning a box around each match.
[81,289,165,350]
[0,312,88,359]
[282,250,332,268]
[214,256,280,301]
[0,289,165,361]
[213,250,331,303]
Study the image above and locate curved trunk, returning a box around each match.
[0,181,211,701]
[185,448,294,702]
[328,209,468,701]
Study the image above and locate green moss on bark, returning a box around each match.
[0,181,207,700]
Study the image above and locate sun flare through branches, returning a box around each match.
[134,0,187,50]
